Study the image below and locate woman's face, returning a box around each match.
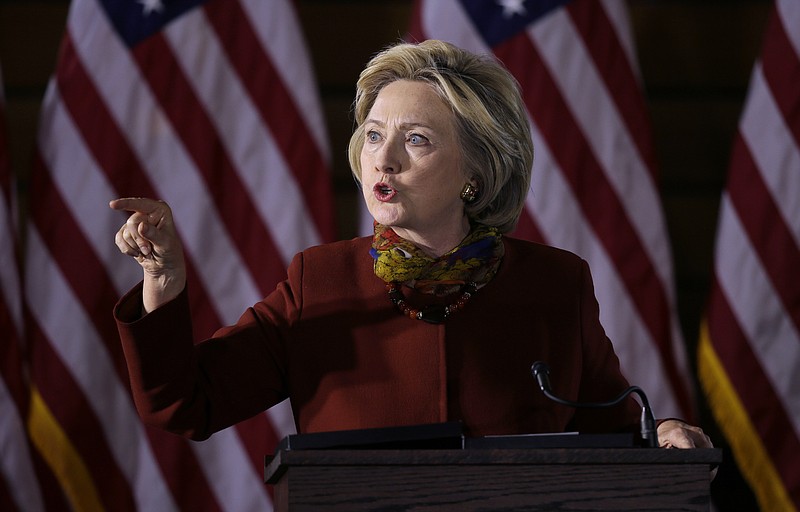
[360,80,470,253]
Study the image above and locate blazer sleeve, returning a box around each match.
[114,252,305,440]
[567,259,642,434]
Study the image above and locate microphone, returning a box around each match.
[530,361,658,448]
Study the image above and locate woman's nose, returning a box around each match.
[375,137,402,174]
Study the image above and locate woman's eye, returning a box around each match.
[367,131,381,143]
[408,134,427,145]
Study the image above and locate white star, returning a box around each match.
[138,0,165,16]
[497,0,527,18]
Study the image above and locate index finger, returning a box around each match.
[109,197,164,215]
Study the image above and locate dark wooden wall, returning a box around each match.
[0,1,771,509]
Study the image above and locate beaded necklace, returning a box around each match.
[386,281,477,324]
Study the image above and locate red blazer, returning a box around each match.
[115,236,640,440]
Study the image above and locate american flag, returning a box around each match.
[21,0,335,510]
[1,64,47,512]
[699,0,800,509]
[408,0,693,420]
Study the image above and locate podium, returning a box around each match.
[265,433,721,511]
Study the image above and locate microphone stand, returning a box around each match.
[531,361,658,448]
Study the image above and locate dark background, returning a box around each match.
[0,1,772,509]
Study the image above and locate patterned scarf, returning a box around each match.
[370,222,504,296]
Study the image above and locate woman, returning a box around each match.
[111,40,709,449]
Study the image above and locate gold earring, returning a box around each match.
[460,183,478,203]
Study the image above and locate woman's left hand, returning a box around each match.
[657,419,713,449]
[657,419,717,480]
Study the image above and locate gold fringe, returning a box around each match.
[698,322,796,511]
[28,387,105,512]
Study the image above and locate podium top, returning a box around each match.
[265,422,721,484]
[265,446,722,484]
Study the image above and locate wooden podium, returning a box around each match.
[265,445,721,511]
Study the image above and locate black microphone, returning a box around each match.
[530,361,658,448]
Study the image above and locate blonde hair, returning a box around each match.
[348,39,533,233]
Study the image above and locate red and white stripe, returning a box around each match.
[409,0,693,420]
[700,0,800,509]
[24,0,335,510]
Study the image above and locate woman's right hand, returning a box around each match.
[110,197,186,313]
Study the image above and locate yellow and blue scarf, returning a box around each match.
[370,222,504,296]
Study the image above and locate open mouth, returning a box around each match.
[373,182,397,202]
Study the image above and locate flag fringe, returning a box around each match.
[698,322,796,512]
[27,387,104,512]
